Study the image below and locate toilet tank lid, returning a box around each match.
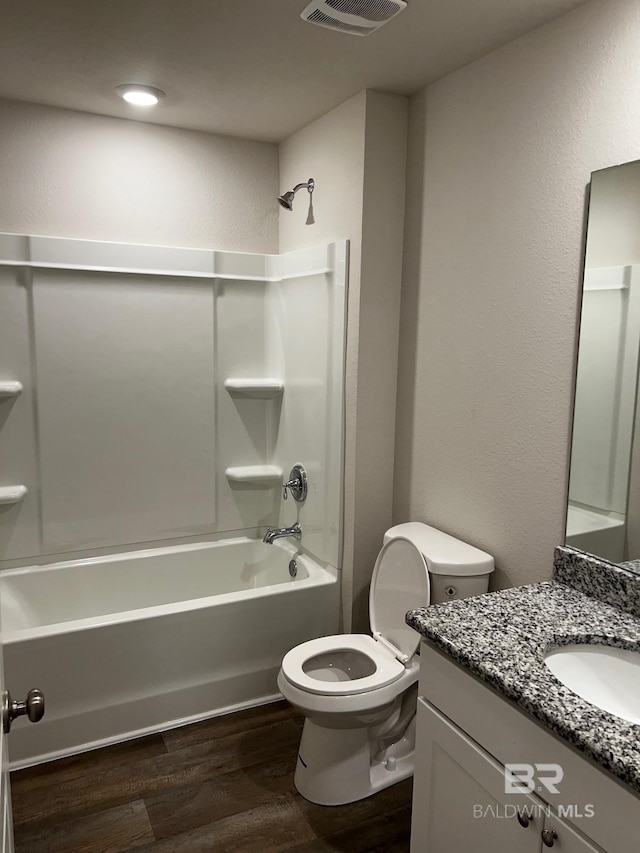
[384,523,494,577]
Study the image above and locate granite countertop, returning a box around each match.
[406,546,640,794]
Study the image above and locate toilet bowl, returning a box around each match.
[278,522,494,806]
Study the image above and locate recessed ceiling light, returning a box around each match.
[115,84,165,107]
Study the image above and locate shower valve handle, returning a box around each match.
[283,478,298,500]
[282,464,308,503]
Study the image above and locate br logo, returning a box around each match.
[504,763,564,795]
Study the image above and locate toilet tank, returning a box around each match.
[384,522,494,604]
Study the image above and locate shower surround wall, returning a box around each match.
[0,234,346,568]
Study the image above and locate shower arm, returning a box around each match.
[292,179,314,195]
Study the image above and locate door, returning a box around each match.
[411,697,544,853]
[0,596,14,853]
[0,590,45,853]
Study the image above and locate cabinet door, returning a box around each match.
[541,813,604,852]
[411,698,543,853]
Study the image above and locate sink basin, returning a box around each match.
[543,644,640,724]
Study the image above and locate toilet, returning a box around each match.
[277,522,494,806]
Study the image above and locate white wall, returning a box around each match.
[354,93,409,630]
[0,99,278,253]
[0,100,281,562]
[394,0,640,588]
[0,100,352,583]
[279,90,408,630]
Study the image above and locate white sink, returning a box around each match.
[543,644,640,724]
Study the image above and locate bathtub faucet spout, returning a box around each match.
[263,522,302,545]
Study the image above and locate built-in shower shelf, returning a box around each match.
[224,379,284,399]
[0,381,23,398]
[0,485,28,505]
[225,466,283,486]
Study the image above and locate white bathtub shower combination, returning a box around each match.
[2,538,339,767]
[0,234,347,768]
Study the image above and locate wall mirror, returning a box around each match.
[566,158,640,566]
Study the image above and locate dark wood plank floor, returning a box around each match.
[10,701,412,852]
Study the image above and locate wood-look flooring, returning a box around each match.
[10,701,412,852]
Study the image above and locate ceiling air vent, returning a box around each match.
[301,0,407,37]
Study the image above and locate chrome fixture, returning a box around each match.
[2,687,45,734]
[289,558,298,578]
[263,521,303,545]
[277,178,314,211]
[283,464,308,503]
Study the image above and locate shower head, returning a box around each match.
[277,178,314,211]
[277,191,296,211]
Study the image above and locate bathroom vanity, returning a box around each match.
[406,547,640,853]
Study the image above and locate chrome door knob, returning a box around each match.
[541,829,558,847]
[2,688,45,733]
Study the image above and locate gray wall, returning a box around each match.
[394,0,640,588]
[0,99,278,252]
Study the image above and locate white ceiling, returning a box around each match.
[0,0,586,143]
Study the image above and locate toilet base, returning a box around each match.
[293,716,415,806]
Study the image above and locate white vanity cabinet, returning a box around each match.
[411,644,639,853]
[412,698,601,852]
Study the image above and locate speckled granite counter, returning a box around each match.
[406,546,640,795]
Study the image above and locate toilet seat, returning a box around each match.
[281,634,405,696]
[282,538,430,698]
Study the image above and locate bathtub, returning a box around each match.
[0,537,339,768]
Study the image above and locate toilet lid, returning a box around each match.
[369,537,430,662]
